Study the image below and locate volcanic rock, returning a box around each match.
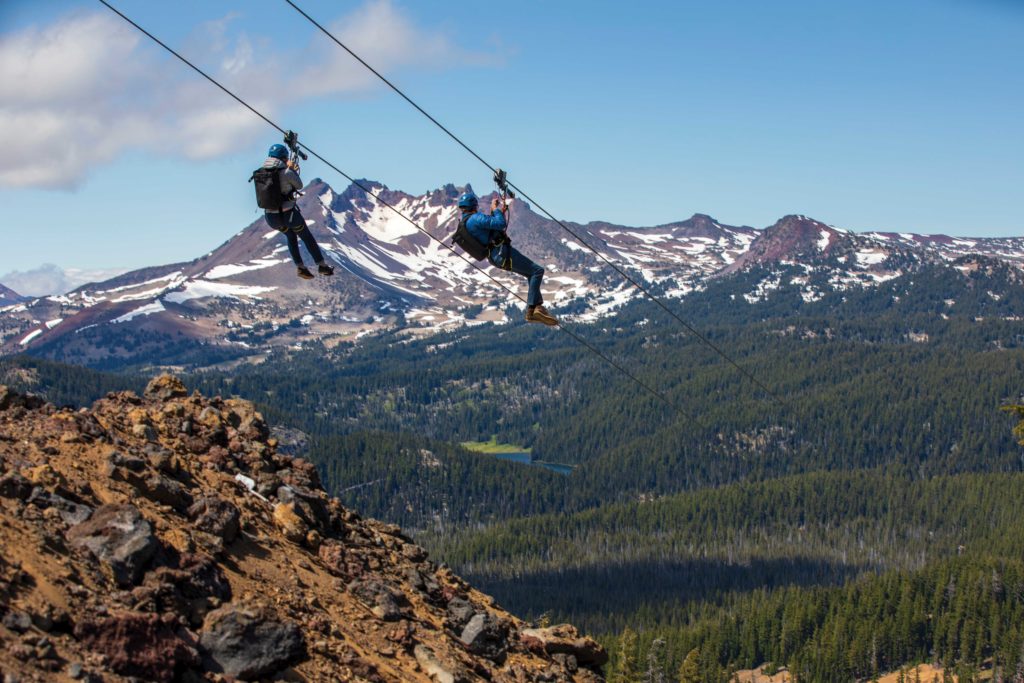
[199,605,305,679]
[65,504,158,586]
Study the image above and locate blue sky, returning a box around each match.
[1,0,1022,291]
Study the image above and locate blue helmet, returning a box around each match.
[268,144,289,160]
[457,192,478,210]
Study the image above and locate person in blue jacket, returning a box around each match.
[458,191,557,326]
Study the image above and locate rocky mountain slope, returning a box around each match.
[0,286,24,306]
[2,178,1022,369]
[0,376,606,682]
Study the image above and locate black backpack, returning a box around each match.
[249,167,287,211]
[451,213,491,261]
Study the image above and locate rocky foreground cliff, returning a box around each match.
[0,377,606,682]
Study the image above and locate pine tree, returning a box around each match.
[644,638,667,683]
[678,648,700,683]
[612,627,640,683]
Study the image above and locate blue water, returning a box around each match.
[492,451,574,475]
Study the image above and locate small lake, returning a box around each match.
[492,451,574,476]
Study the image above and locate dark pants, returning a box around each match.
[266,208,325,266]
[490,244,544,307]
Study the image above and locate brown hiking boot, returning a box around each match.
[297,266,314,280]
[525,305,558,326]
[317,263,334,276]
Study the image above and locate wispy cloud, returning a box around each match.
[0,263,131,297]
[0,1,489,190]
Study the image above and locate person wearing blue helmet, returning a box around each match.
[457,191,557,326]
[259,143,333,280]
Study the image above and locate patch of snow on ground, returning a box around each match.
[19,329,42,345]
[263,230,279,240]
[112,300,166,323]
[352,202,421,243]
[570,285,636,322]
[818,230,831,251]
[855,251,887,266]
[109,274,188,303]
[100,271,183,294]
[164,280,276,304]
[44,318,63,329]
[631,233,674,244]
[561,239,586,252]
[206,258,290,279]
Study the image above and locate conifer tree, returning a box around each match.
[612,627,640,683]
[678,648,700,683]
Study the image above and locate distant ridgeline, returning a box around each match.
[4,254,1024,682]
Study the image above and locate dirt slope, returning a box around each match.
[0,376,605,682]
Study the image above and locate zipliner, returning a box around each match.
[252,143,334,281]
[454,191,558,326]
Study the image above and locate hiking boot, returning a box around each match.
[317,263,334,276]
[525,305,558,326]
[296,266,314,280]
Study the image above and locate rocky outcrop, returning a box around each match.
[0,376,606,681]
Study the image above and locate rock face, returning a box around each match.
[0,377,606,682]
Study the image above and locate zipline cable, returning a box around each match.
[282,0,786,408]
[96,0,698,427]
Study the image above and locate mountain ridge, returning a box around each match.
[2,179,1022,369]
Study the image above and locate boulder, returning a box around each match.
[187,495,240,544]
[144,375,188,401]
[348,579,408,621]
[0,472,33,501]
[66,505,158,587]
[73,612,200,683]
[413,644,461,683]
[459,613,509,663]
[138,473,193,512]
[277,485,330,529]
[519,624,608,667]
[199,605,305,679]
[27,487,93,526]
[445,597,476,631]
[2,610,32,633]
[272,502,308,544]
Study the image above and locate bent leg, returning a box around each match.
[505,248,544,307]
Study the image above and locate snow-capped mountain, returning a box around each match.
[1,179,1021,369]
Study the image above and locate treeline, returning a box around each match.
[0,355,145,406]
[423,470,1024,631]
[602,554,1024,683]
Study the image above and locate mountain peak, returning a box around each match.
[723,214,842,272]
[0,282,25,304]
[0,378,607,682]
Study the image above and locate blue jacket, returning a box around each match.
[465,210,507,247]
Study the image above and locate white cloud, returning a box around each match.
[0,263,131,297]
[0,1,488,190]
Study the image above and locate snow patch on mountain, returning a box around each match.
[164,280,276,304]
[206,258,289,279]
[112,301,166,323]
